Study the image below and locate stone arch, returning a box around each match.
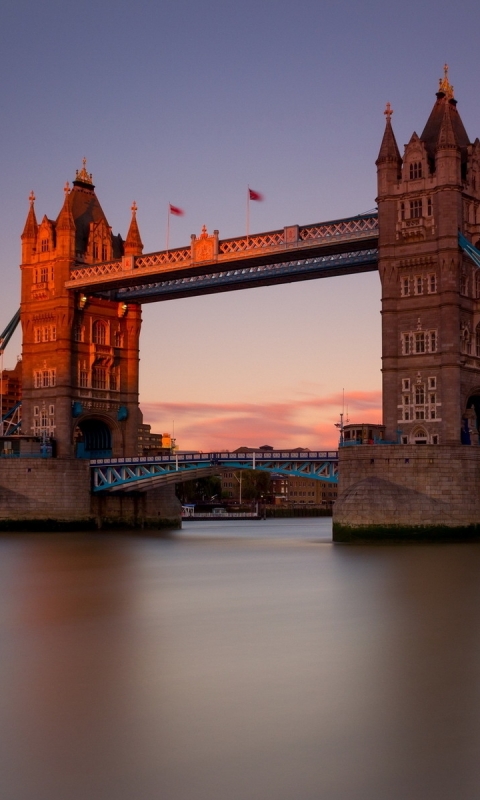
[411,426,428,445]
[73,413,123,458]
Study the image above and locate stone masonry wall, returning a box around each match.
[333,445,480,535]
[0,459,182,530]
[0,459,92,522]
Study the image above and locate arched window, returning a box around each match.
[92,320,107,345]
[409,162,422,180]
[414,428,428,444]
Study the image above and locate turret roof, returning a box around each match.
[420,65,470,162]
[376,103,402,166]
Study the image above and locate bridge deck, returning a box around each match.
[91,451,339,492]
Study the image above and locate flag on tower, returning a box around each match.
[169,204,184,216]
[248,188,264,202]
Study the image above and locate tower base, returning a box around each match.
[333,445,480,542]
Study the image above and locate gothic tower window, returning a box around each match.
[410,199,423,218]
[409,162,422,179]
[427,197,432,216]
[92,320,107,345]
[92,366,107,389]
[476,323,480,357]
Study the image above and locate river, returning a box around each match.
[1,518,480,799]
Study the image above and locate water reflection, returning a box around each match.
[0,522,479,799]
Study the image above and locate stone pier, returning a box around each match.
[0,459,181,531]
[333,445,480,542]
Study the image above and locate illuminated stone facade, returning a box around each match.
[377,67,480,445]
[20,163,143,458]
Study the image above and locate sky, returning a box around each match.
[1,0,480,450]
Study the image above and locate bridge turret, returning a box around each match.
[376,66,480,446]
[21,191,38,264]
[55,182,76,259]
[124,201,143,256]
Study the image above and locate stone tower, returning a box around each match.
[20,161,142,458]
[376,66,480,446]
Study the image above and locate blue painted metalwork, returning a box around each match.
[91,450,339,493]
[459,232,480,268]
[0,310,20,350]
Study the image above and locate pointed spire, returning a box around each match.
[376,103,402,166]
[437,100,458,150]
[56,182,75,230]
[21,191,38,241]
[124,201,143,255]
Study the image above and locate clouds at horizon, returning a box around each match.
[141,389,382,450]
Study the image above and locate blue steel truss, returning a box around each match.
[459,232,480,268]
[91,450,339,493]
[0,310,20,350]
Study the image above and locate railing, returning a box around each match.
[67,212,378,285]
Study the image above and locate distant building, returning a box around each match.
[220,446,337,507]
[0,360,22,418]
[138,422,174,456]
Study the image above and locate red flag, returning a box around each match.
[248,188,264,202]
[169,204,184,216]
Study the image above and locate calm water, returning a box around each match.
[1,518,480,800]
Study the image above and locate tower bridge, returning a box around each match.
[4,67,480,536]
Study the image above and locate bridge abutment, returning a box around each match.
[333,445,480,541]
[0,460,181,531]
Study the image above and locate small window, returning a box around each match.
[93,242,99,260]
[415,332,425,353]
[402,334,412,355]
[427,197,432,216]
[40,267,49,283]
[49,404,54,416]
[428,377,436,390]
[432,435,439,444]
[401,277,410,296]
[102,244,108,261]
[414,276,423,295]
[402,378,411,391]
[41,239,49,253]
[428,274,437,293]
[429,331,437,352]
[33,406,39,416]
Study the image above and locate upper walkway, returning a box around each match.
[65,212,378,302]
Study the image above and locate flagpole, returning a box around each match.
[166,204,170,251]
[246,186,250,247]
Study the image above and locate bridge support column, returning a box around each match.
[333,445,480,542]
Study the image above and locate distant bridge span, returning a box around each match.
[91,450,339,493]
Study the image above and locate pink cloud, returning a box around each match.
[141,389,382,451]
